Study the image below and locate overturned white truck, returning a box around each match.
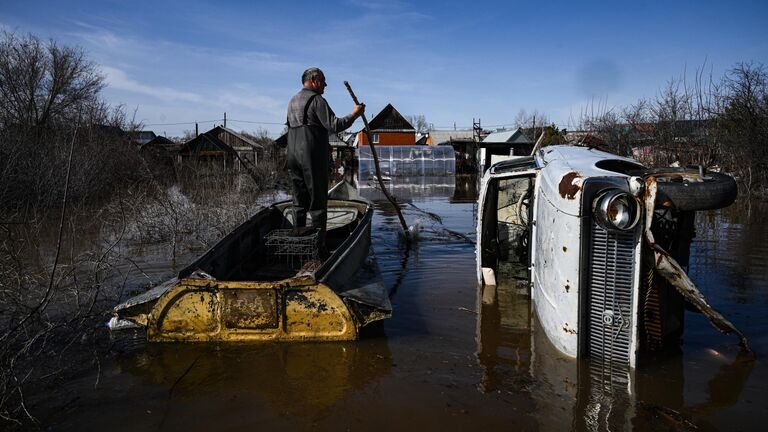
[477,145,748,371]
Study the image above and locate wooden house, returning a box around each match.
[177,126,264,172]
[356,104,416,146]
[140,135,179,160]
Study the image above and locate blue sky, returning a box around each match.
[1,0,766,137]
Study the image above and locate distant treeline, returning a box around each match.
[576,62,768,197]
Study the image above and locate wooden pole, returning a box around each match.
[529,128,547,157]
[343,81,410,242]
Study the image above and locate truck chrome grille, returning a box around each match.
[586,222,636,368]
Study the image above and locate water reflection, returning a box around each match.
[690,200,768,304]
[477,280,585,430]
[632,350,755,430]
[476,275,756,430]
[476,281,533,394]
[358,175,456,202]
[112,340,392,427]
[356,174,479,205]
[451,174,479,204]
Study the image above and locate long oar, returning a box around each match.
[343,81,410,243]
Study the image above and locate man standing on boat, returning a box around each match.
[286,67,364,256]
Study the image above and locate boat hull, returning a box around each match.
[146,278,358,342]
[112,187,390,342]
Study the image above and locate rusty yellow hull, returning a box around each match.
[145,278,357,342]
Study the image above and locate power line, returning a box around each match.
[433,122,573,130]
[143,119,220,126]
[142,118,286,127]
[227,119,286,125]
[143,119,571,130]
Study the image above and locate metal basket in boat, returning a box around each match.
[265,228,319,263]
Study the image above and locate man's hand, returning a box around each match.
[352,103,365,118]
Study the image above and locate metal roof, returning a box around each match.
[329,132,353,148]
[482,127,532,144]
[129,130,157,145]
[428,130,475,145]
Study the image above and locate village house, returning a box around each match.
[564,130,607,147]
[355,104,416,146]
[128,130,158,146]
[176,126,264,173]
[479,127,533,172]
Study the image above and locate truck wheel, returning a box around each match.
[643,167,737,211]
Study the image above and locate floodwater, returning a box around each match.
[31,178,768,431]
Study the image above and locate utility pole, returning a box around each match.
[472,118,483,225]
[472,117,482,174]
[224,112,227,128]
[473,118,482,142]
[195,122,199,137]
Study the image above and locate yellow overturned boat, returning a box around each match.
[109,182,391,342]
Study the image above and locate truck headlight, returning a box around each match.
[594,190,640,231]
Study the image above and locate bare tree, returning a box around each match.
[0,32,152,209]
[0,31,104,129]
[240,127,273,147]
[406,114,429,133]
[512,109,554,145]
[513,109,550,130]
[714,63,768,194]
[576,61,768,195]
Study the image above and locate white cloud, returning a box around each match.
[213,90,284,117]
[345,0,424,15]
[101,66,202,103]
[67,21,127,50]
[218,50,299,73]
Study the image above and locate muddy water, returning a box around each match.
[35,182,768,431]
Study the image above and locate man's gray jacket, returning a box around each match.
[286,88,356,132]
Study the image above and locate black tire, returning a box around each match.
[641,167,737,211]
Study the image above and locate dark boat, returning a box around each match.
[109,182,391,342]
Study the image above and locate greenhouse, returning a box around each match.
[357,145,456,180]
